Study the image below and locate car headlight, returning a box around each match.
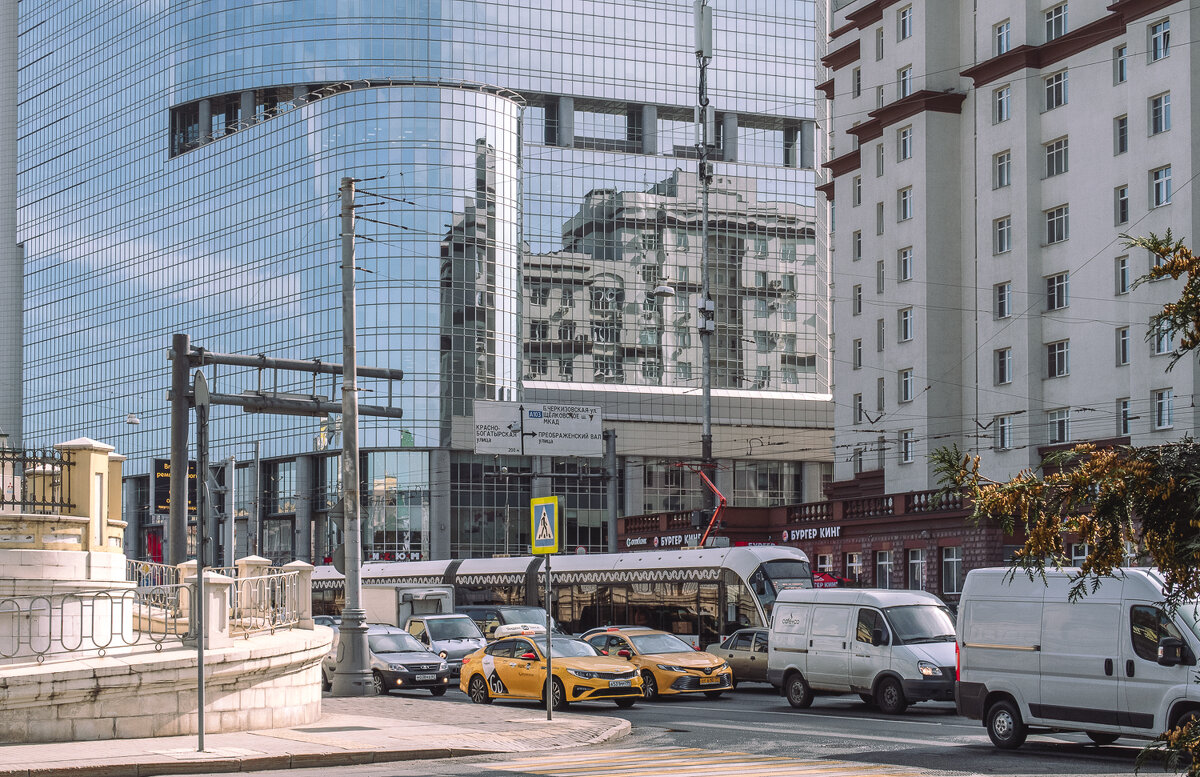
[716,661,729,671]
[388,664,404,671]
[918,661,943,677]
[438,661,449,671]
[656,664,689,672]
[567,669,601,679]
[439,651,448,659]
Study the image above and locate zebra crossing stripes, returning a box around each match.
[484,746,928,777]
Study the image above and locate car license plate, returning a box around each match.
[609,680,632,688]
[415,674,436,681]
[699,676,721,685]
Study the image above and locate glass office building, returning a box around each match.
[17,1,830,564]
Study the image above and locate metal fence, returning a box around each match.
[125,559,182,588]
[0,585,190,662]
[0,447,74,514]
[230,571,300,637]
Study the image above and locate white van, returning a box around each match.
[957,567,1200,749]
[767,588,956,713]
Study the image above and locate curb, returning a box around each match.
[1,718,632,777]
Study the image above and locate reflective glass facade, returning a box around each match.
[19,1,829,562]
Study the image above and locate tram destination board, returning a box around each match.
[474,401,603,457]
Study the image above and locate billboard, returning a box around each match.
[153,458,197,516]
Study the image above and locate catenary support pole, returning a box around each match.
[169,334,191,566]
[332,176,371,696]
[696,1,715,519]
[224,456,236,563]
[193,372,209,751]
[605,430,618,553]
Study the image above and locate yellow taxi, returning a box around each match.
[583,627,732,700]
[459,631,643,709]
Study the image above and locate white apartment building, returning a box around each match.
[819,0,1199,496]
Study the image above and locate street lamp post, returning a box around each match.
[695,1,716,515]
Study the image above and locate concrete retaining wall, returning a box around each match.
[0,626,332,742]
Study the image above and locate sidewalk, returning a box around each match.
[0,694,631,777]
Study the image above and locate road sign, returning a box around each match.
[475,402,603,457]
[530,496,559,555]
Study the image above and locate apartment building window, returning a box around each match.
[876,202,885,234]
[530,320,549,340]
[1151,93,1171,134]
[996,415,1013,450]
[1046,205,1069,244]
[1115,185,1129,225]
[994,86,1011,122]
[994,150,1011,188]
[994,216,1012,254]
[852,230,862,260]
[1116,256,1130,294]
[908,549,926,590]
[852,175,862,206]
[876,318,886,352]
[995,21,1011,55]
[755,297,769,318]
[1152,165,1172,207]
[853,393,864,424]
[1044,71,1068,110]
[852,67,862,98]
[898,368,914,402]
[876,551,893,589]
[1046,273,1069,310]
[898,308,914,342]
[898,187,913,221]
[898,66,913,99]
[1118,398,1132,435]
[876,144,885,176]
[898,5,913,40]
[1114,115,1128,154]
[1114,44,1127,83]
[1047,340,1070,378]
[1154,388,1174,429]
[1150,19,1170,61]
[876,85,885,109]
[898,126,913,160]
[1048,408,1071,444]
[995,347,1013,385]
[876,377,886,412]
[876,27,884,60]
[942,547,964,594]
[1045,4,1067,41]
[899,430,914,464]
[876,261,886,294]
[1117,326,1130,366]
[852,448,864,474]
[853,338,862,368]
[846,552,863,582]
[995,282,1012,318]
[1153,322,1175,355]
[1045,137,1068,177]
[898,247,913,281]
[852,284,862,315]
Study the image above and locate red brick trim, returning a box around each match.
[1107,0,1180,24]
[830,20,858,42]
[821,40,861,71]
[847,89,966,143]
[816,77,836,100]
[823,148,861,178]
[816,180,836,200]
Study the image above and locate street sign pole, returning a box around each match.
[545,552,552,722]
[531,495,559,721]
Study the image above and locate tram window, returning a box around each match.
[723,570,762,633]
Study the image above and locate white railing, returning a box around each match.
[125,559,182,588]
[230,571,301,637]
[0,585,191,663]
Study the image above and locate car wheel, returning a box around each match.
[615,698,637,709]
[784,672,813,709]
[467,675,492,705]
[731,676,739,690]
[430,686,447,697]
[859,693,875,706]
[641,670,659,701]
[371,671,386,696]
[1086,731,1119,745]
[545,678,568,710]
[320,669,332,692]
[705,690,725,699]
[986,699,1028,749]
[875,677,907,714]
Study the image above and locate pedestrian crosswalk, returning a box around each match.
[484,746,928,777]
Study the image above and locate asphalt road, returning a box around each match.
[248,682,1156,777]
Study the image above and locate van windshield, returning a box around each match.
[499,607,562,632]
[1175,604,1200,642]
[883,605,956,643]
[427,618,484,641]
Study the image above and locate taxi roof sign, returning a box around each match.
[531,496,559,555]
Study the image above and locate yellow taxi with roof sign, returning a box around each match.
[583,627,732,700]
[460,629,642,709]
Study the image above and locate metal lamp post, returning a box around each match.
[695,0,716,517]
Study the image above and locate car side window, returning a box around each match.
[514,639,538,659]
[752,632,769,653]
[1131,605,1183,661]
[855,609,886,643]
[731,632,753,651]
[487,639,515,658]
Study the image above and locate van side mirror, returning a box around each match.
[871,628,887,647]
[1158,636,1185,666]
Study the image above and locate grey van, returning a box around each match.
[405,613,487,675]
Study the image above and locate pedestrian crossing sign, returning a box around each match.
[530,496,559,555]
